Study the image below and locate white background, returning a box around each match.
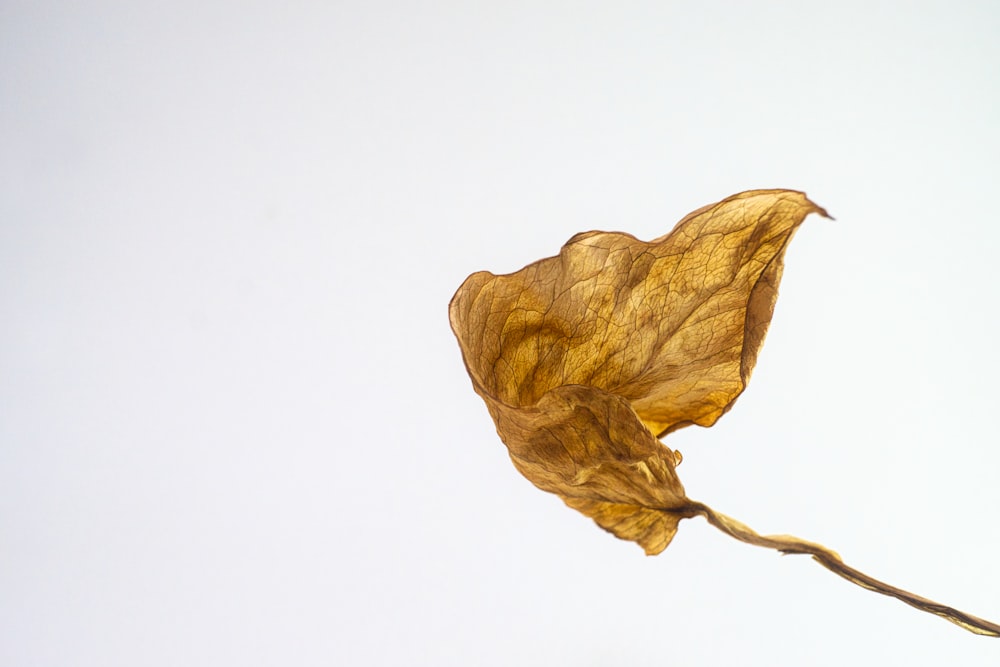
[3,1,999,665]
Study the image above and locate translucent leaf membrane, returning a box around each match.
[450,189,999,636]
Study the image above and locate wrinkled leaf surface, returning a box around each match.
[448,189,999,635]
[450,190,827,553]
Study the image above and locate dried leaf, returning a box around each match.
[450,189,1000,636]
[451,190,823,553]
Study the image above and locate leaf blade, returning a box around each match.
[449,189,827,550]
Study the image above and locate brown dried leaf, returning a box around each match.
[450,190,825,553]
[449,189,1000,636]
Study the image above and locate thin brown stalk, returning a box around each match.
[679,501,1000,637]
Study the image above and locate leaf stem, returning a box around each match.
[681,501,1000,637]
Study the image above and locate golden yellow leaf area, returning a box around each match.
[451,190,822,552]
[450,189,1000,636]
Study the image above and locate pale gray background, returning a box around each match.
[2,1,999,665]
